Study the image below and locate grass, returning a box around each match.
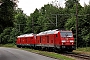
[73,47,90,55]
[22,48,75,60]
[76,47,90,52]
[0,43,17,48]
[0,44,75,60]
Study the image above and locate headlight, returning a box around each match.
[70,40,74,42]
[62,40,66,42]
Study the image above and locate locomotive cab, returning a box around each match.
[60,31,75,52]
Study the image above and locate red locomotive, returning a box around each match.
[16,29,75,52]
[16,33,36,48]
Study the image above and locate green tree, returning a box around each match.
[65,0,79,8]
[0,0,17,33]
[40,4,59,29]
[14,8,27,33]
[0,27,19,44]
[37,16,49,32]
[0,27,12,44]
[80,4,90,47]
[24,16,32,33]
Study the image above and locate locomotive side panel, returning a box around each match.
[27,37,31,44]
[41,35,47,45]
[54,32,61,46]
[48,34,54,47]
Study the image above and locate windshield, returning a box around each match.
[60,31,73,37]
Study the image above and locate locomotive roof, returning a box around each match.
[37,29,59,36]
[17,33,34,38]
[17,29,73,37]
[36,29,72,36]
[60,30,72,32]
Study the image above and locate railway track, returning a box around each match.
[61,52,90,60]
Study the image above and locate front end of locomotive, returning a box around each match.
[60,31,76,52]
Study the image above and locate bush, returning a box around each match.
[0,27,19,44]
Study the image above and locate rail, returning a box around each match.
[61,52,90,60]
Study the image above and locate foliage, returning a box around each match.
[0,0,17,33]
[65,16,76,30]
[65,0,79,8]
[0,0,90,48]
[0,27,19,44]
[76,47,90,52]
[14,8,27,33]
